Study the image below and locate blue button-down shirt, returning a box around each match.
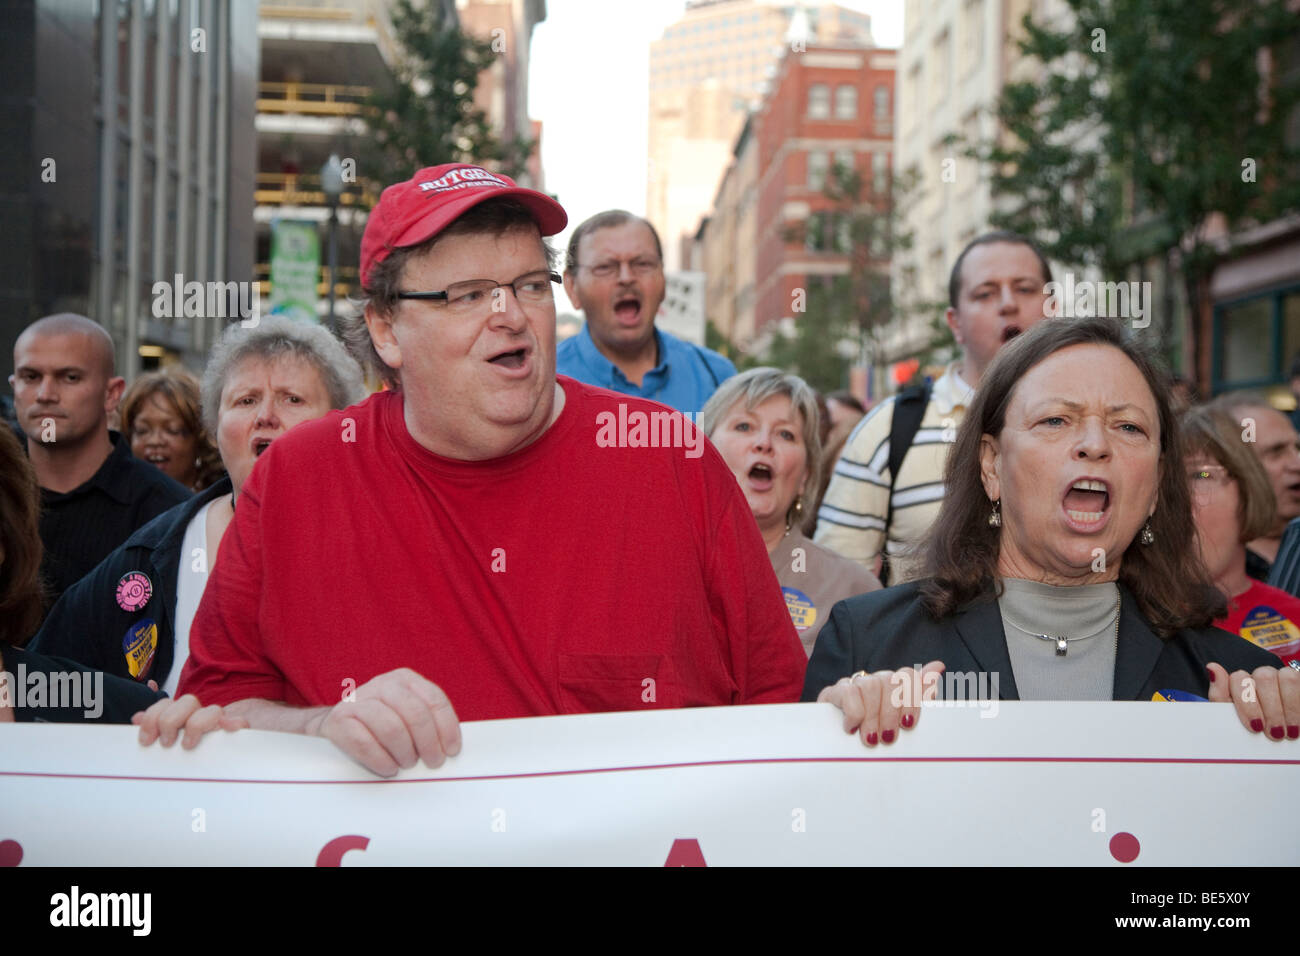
[556,324,737,415]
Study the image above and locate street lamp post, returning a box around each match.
[320,154,343,336]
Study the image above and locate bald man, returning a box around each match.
[10,314,190,615]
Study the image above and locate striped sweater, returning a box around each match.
[814,364,973,583]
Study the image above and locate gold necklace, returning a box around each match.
[1001,595,1121,657]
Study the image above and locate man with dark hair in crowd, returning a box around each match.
[815,231,1055,584]
[9,314,191,612]
[170,165,805,777]
[1211,392,1300,579]
[558,209,735,414]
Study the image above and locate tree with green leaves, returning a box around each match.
[759,161,944,395]
[359,0,535,183]
[969,0,1300,379]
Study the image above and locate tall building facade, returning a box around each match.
[648,0,875,270]
[2,0,259,377]
[255,0,400,319]
[692,42,896,356]
[889,0,1015,362]
[255,0,545,321]
[456,0,548,190]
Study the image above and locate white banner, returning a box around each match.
[1,702,1297,866]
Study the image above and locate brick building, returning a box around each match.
[752,45,896,343]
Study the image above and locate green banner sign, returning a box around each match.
[269,219,320,324]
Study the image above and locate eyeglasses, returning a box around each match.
[1188,463,1233,501]
[396,270,561,316]
[578,258,662,280]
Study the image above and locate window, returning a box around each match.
[835,216,852,254]
[874,85,891,121]
[834,84,857,119]
[805,214,849,253]
[961,0,984,76]
[834,149,854,177]
[1218,299,1272,386]
[1214,286,1300,392]
[807,150,829,190]
[808,83,830,118]
[904,64,920,131]
[872,151,889,194]
[805,212,826,252]
[930,30,950,103]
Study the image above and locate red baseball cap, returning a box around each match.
[359,163,568,287]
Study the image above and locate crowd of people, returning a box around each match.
[2,162,1297,772]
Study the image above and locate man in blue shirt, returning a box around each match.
[559,210,735,414]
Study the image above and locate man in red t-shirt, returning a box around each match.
[172,164,806,776]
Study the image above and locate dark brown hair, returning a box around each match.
[120,368,224,491]
[349,198,556,389]
[0,424,46,644]
[919,316,1225,636]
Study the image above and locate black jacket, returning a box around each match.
[29,477,233,689]
[37,431,193,606]
[2,643,163,722]
[802,579,1284,702]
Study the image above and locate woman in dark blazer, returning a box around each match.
[803,317,1298,745]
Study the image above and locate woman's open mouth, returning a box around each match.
[746,462,774,491]
[1062,477,1110,530]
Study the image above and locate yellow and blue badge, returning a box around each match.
[122,618,158,681]
[1152,689,1207,702]
[1239,605,1300,664]
[782,587,817,632]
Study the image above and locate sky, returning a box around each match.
[528,0,905,313]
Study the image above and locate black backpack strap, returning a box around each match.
[881,381,932,585]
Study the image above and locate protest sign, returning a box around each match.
[1,702,1296,865]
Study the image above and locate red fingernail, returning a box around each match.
[1250,718,1263,732]
[865,732,878,746]
[882,729,895,743]
[1271,726,1284,739]
[902,713,914,728]
[1288,725,1298,740]
[1206,666,1216,683]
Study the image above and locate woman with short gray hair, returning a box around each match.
[701,367,879,656]
[31,318,367,695]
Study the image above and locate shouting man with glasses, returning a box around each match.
[558,210,736,414]
[167,165,806,776]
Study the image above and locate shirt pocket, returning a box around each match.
[557,653,678,713]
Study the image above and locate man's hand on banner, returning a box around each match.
[307,668,462,777]
[133,694,249,749]
[817,661,945,747]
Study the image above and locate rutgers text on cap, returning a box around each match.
[360,163,568,287]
